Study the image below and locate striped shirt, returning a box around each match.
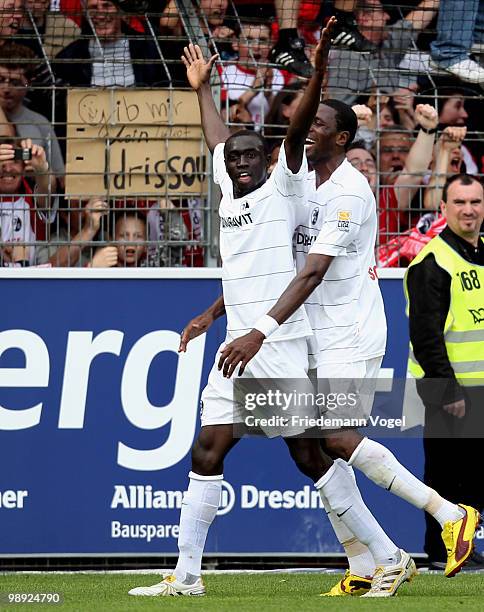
[214,142,312,343]
[295,159,387,366]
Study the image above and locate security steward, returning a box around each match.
[404,173,484,570]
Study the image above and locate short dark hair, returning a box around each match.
[347,139,373,155]
[0,43,37,76]
[320,99,358,150]
[224,129,266,152]
[442,174,483,202]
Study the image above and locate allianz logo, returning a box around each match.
[111,483,324,516]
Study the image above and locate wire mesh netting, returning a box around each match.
[0,0,482,267]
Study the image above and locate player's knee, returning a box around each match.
[191,443,224,476]
[324,436,351,460]
[288,443,326,481]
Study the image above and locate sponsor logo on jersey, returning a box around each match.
[337,210,350,231]
[240,201,250,212]
[311,207,319,225]
[295,232,317,248]
[220,213,253,228]
[469,308,484,324]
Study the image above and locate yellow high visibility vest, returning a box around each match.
[404,235,484,386]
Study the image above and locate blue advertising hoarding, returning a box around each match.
[0,269,481,556]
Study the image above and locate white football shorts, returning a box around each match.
[200,337,313,436]
[313,356,383,422]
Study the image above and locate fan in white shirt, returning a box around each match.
[0,138,57,266]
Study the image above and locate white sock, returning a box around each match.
[316,462,399,567]
[350,438,464,526]
[174,472,222,583]
[322,460,375,577]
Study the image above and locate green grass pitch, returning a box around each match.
[0,572,483,611]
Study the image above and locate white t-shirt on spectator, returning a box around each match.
[294,159,387,367]
[213,141,312,342]
[221,64,284,128]
[0,195,56,266]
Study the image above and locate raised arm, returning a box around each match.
[284,16,337,173]
[423,127,466,210]
[394,104,438,210]
[404,0,439,32]
[181,44,230,154]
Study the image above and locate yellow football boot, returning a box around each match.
[442,504,481,578]
[320,570,372,596]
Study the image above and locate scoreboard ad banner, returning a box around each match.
[0,270,481,556]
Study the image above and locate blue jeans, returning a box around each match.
[431,0,484,65]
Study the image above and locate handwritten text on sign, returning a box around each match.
[66,89,208,197]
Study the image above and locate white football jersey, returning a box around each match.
[214,142,312,343]
[294,159,387,367]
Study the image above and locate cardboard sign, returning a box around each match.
[66,89,208,197]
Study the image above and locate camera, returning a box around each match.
[13,148,32,162]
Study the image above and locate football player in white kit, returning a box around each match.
[129,26,419,599]
[219,96,480,594]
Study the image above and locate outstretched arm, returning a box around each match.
[179,294,225,352]
[284,16,337,173]
[181,44,230,153]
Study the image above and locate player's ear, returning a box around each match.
[336,130,350,148]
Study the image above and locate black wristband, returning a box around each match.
[419,125,437,135]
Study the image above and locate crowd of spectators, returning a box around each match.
[0,0,483,267]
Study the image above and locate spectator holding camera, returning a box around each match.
[0,137,57,266]
[0,42,65,182]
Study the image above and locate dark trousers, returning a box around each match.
[422,387,484,562]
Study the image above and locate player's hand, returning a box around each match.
[181,43,219,91]
[352,104,373,128]
[442,398,466,419]
[217,330,265,378]
[179,312,214,353]
[439,126,466,150]
[314,15,337,74]
[91,246,118,268]
[415,104,438,131]
[83,198,109,232]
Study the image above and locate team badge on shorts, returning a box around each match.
[337,210,351,231]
